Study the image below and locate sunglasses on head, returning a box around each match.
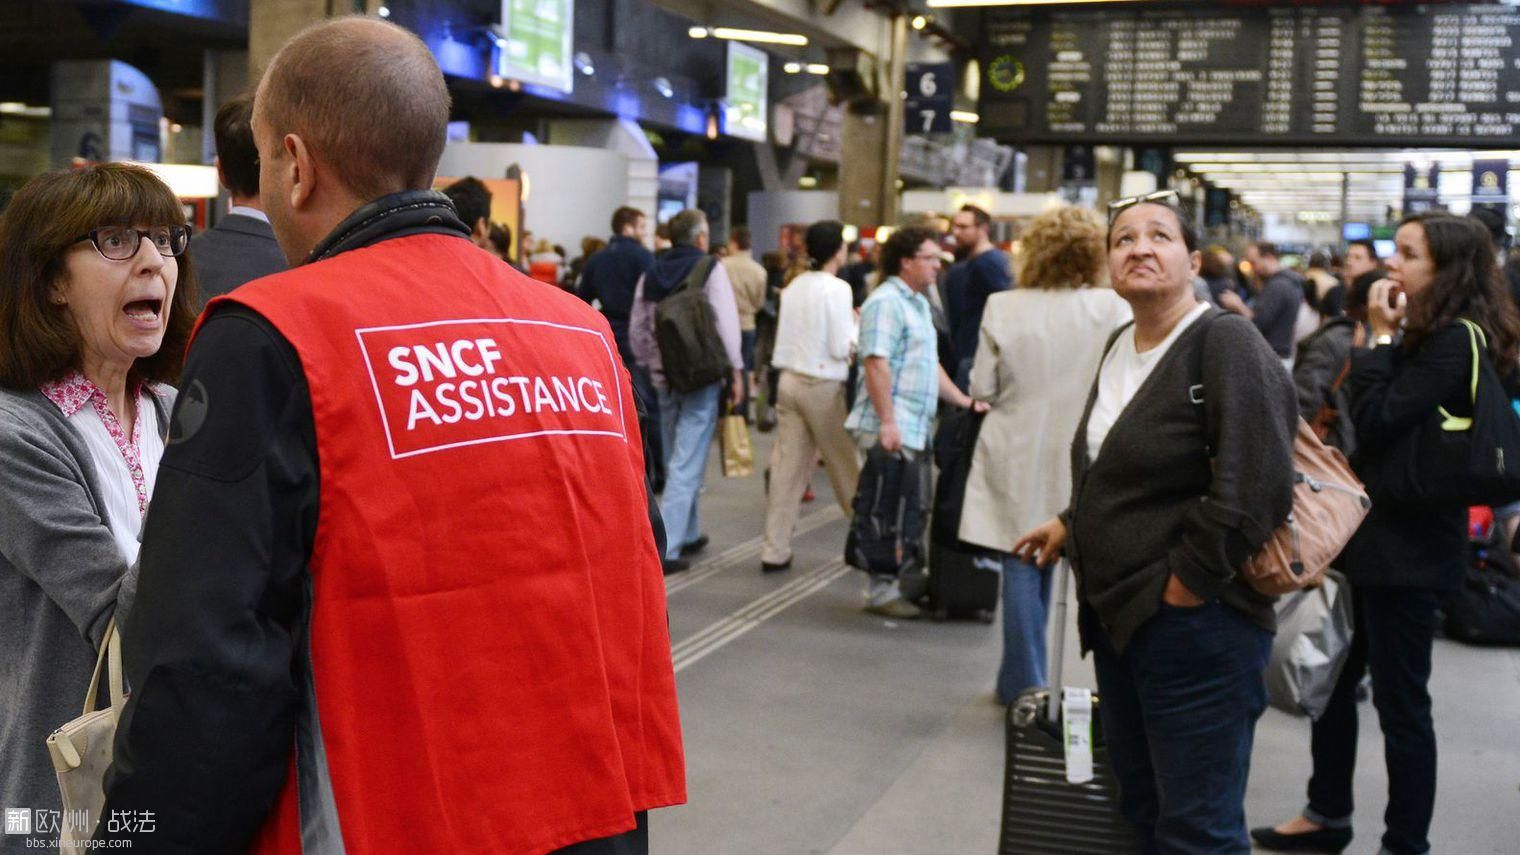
[1107,190,1181,224]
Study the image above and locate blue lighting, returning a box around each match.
[118,0,246,23]
[675,104,706,136]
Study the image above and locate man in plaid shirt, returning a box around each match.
[845,223,985,617]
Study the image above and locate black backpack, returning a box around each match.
[845,446,925,577]
[654,256,732,393]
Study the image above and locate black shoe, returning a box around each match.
[661,557,691,575]
[761,559,792,574]
[1249,824,1352,853]
[679,535,710,557]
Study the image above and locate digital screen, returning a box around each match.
[498,0,574,93]
[725,43,769,143]
[979,4,1520,147]
[1374,239,1396,258]
[1342,222,1372,241]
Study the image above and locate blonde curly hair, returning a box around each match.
[1017,206,1105,290]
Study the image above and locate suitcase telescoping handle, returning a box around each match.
[1046,559,1071,721]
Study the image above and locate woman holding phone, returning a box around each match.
[1254,212,1520,855]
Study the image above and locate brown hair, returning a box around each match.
[1018,206,1104,290]
[959,204,991,229]
[880,224,940,280]
[611,206,644,235]
[257,16,449,202]
[0,163,197,389]
[1399,212,1520,371]
[212,92,260,198]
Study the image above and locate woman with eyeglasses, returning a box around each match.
[1254,213,1520,855]
[1014,192,1297,852]
[0,163,195,823]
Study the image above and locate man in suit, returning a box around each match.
[189,92,285,305]
[189,92,287,307]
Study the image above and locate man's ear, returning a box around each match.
[474,217,491,242]
[213,155,229,194]
[284,133,315,211]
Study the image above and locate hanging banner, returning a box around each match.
[1403,163,1441,216]
[1472,159,1509,214]
[905,63,955,135]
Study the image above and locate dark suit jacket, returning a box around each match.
[188,213,287,307]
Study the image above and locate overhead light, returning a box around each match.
[0,102,49,118]
[783,61,802,74]
[805,63,829,75]
[911,15,929,29]
[929,0,1141,6]
[799,176,819,188]
[486,23,510,49]
[376,5,390,18]
[951,110,979,124]
[574,51,595,76]
[711,26,808,45]
[653,77,674,99]
[169,123,184,134]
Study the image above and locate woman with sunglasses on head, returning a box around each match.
[1015,191,1297,853]
[1254,213,1520,855]
[0,163,195,830]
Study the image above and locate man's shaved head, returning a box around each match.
[256,16,449,202]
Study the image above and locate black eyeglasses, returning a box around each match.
[74,225,192,261]
[1107,190,1181,224]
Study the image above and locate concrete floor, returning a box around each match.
[650,429,1520,854]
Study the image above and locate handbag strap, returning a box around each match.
[1438,319,1484,432]
[81,618,125,718]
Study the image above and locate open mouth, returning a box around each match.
[123,299,163,322]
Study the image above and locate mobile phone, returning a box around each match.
[1387,284,1403,310]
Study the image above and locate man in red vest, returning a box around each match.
[98,16,685,854]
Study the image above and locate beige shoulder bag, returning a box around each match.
[45,618,123,848]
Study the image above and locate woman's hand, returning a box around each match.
[1012,517,1067,568]
[1366,278,1406,338]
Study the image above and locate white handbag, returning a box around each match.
[44,618,124,849]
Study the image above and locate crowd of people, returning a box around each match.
[1,14,1516,855]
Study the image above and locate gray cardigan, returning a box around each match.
[1064,310,1296,652]
[0,385,173,832]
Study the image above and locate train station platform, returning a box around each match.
[651,429,1520,854]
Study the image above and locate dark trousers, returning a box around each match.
[1307,586,1441,855]
[630,364,664,492]
[553,811,648,854]
[1091,601,1272,854]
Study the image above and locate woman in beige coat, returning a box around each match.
[961,206,1131,703]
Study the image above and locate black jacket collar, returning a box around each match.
[306,190,471,265]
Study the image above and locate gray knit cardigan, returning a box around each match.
[0,385,173,838]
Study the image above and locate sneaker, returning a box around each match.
[679,535,710,557]
[661,557,691,575]
[760,558,792,574]
[864,598,921,619]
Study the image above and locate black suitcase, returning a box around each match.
[923,409,997,620]
[927,542,998,622]
[999,564,1137,855]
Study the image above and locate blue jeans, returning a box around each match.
[997,555,1052,704]
[657,382,720,559]
[1308,586,1441,855]
[1091,600,1272,854]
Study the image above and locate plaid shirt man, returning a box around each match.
[845,276,939,451]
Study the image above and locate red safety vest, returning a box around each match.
[209,233,685,854]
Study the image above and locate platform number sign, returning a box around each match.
[905,63,954,135]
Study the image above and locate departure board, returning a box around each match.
[978,4,1520,146]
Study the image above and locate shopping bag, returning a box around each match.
[720,404,754,478]
[1266,571,1353,720]
[45,619,124,847]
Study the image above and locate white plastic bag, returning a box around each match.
[1266,570,1354,720]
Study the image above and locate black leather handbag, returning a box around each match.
[1375,320,1520,507]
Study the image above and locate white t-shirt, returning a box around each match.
[770,270,857,381]
[1086,302,1209,462]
